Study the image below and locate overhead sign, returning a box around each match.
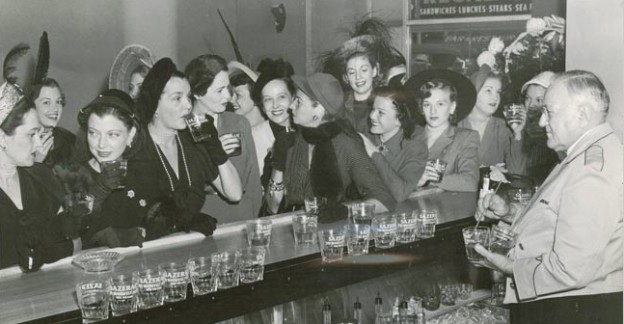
[411,0,532,20]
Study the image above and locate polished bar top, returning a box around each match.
[0,191,477,324]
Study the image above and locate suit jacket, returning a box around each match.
[504,123,623,303]
[201,112,262,223]
[414,126,480,192]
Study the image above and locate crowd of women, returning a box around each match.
[0,23,560,271]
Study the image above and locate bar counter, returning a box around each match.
[0,190,478,324]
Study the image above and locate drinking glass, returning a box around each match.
[304,196,326,216]
[185,113,213,142]
[427,159,448,183]
[213,250,241,290]
[100,160,128,189]
[109,274,137,317]
[504,103,524,125]
[224,131,242,157]
[350,202,375,226]
[396,212,418,243]
[246,219,273,248]
[508,187,534,204]
[416,209,438,239]
[318,228,345,263]
[345,223,370,256]
[489,223,518,256]
[372,215,397,249]
[292,214,318,247]
[76,279,109,323]
[158,262,188,303]
[462,226,491,262]
[187,256,217,296]
[133,268,164,310]
[420,283,441,311]
[239,247,266,284]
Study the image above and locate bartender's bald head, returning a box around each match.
[541,70,610,151]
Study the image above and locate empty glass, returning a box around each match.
[416,209,438,239]
[239,247,266,284]
[246,219,272,248]
[76,279,109,323]
[158,262,188,303]
[292,214,318,247]
[396,212,418,243]
[109,274,137,317]
[345,223,371,256]
[188,256,217,296]
[304,196,327,216]
[508,187,534,204]
[133,268,164,310]
[318,228,345,263]
[372,215,397,249]
[213,250,241,290]
[350,202,375,226]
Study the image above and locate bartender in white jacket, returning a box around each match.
[474,71,623,324]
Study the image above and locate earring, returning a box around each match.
[127,142,132,148]
[154,111,159,119]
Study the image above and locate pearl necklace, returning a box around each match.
[153,135,192,192]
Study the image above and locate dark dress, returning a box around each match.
[43,127,75,168]
[0,164,73,269]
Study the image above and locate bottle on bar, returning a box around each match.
[322,297,331,324]
[374,292,383,324]
[353,297,362,324]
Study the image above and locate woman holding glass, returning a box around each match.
[185,54,261,222]
[0,83,75,270]
[405,69,480,192]
[131,58,241,240]
[359,85,428,201]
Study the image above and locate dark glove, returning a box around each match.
[189,212,218,236]
[16,228,45,273]
[271,131,295,171]
[90,226,146,248]
[58,210,84,240]
[199,114,229,166]
[90,162,126,209]
[317,201,348,224]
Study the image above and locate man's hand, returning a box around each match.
[476,193,510,221]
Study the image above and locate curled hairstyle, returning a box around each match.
[0,97,36,136]
[418,79,458,125]
[251,58,297,108]
[343,51,381,87]
[555,70,610,115]
[131,64,150,79]
[374,86,417,138]
[184,54,228,99]
[30,78,65,106]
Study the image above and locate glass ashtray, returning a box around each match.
[72,251,122,272]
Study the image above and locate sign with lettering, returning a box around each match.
[411,0,532,20]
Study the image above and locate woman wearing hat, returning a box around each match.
[268,72,395,220]
[458,66,526,177]
[406,70,480,192]
[0,84,75,270]
[58,89,147,248]
[130,58,241,240]
[31,78,76,170]
[359,85,428,201]
[185,54,261,223]
[108,44,155,100]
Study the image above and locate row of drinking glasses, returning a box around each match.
[75,247,266,323]
[318,209,439,263]
[462,223,518,263]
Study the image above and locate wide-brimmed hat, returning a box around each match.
[227,61,258,82]
[404,69,477,122]
[292,73,344,117]
[521,71,556,93]
[108,44,155,92]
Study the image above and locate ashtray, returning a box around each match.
[72,251,123,272]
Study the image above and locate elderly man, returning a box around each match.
[474,70,623,323]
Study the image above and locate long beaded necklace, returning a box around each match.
[153,135,192,192]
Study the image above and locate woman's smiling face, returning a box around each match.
[261,79,293,126]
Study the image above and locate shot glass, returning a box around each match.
[462,226,491,262]
[396,212,418,243]
[133,268,164,310]
[100,159,128,189]
[420,283,441,311]
[158,262,188,303]
[185,113,212,142]
[345,223,371,256]
[416,209,438,239]
[508,187,534,204]
[504,103,523,124]
[239,247,266,284]
[489,223,518,256]
[109,274,137,317]
[224,131,242,157]
[187,256,218,296]
[292,214,318,247]
[246,219,272,248]
[76,279,109,323]
[318,228,345,263]
[213,250,241,290]
[349,202,375,226]
[304,196,327,216]
[372,215,397,249]
[427,159,448,183]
